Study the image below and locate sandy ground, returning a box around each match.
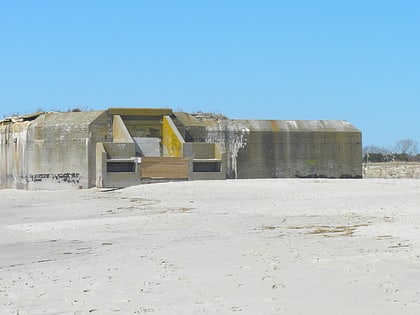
[1,179,420,315]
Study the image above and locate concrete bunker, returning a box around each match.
[0,108,362,189]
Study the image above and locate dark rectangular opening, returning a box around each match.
[107,162,136,172]
[193,162,221,172]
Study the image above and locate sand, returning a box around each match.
[1,178,420,314]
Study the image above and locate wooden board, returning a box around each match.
[141,157,190,179]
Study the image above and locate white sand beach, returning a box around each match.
[1,179,420,314]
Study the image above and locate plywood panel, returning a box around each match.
[141,157,190,179]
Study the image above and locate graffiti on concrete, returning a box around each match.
[30,173,81,184]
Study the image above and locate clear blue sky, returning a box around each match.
[1,1,419,151]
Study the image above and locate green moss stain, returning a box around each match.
[305,158,318,167]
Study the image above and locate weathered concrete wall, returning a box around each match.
[363,162,420,178]
[203,119,362,179]
[87,111,111,188]
[204,120,250,179]
[174,113,363,179]
[0,121,32,189]
[183,142,217,159]
[235,130,361,179]
[96,142,142,188]
[0,111,108,189]
[173,112,207,142]
[29,111,109,189]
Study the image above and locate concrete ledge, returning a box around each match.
[109,108,173,116]
[103,142,135,159]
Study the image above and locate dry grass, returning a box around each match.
[308,224,370,237]
[261,223,370,237]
